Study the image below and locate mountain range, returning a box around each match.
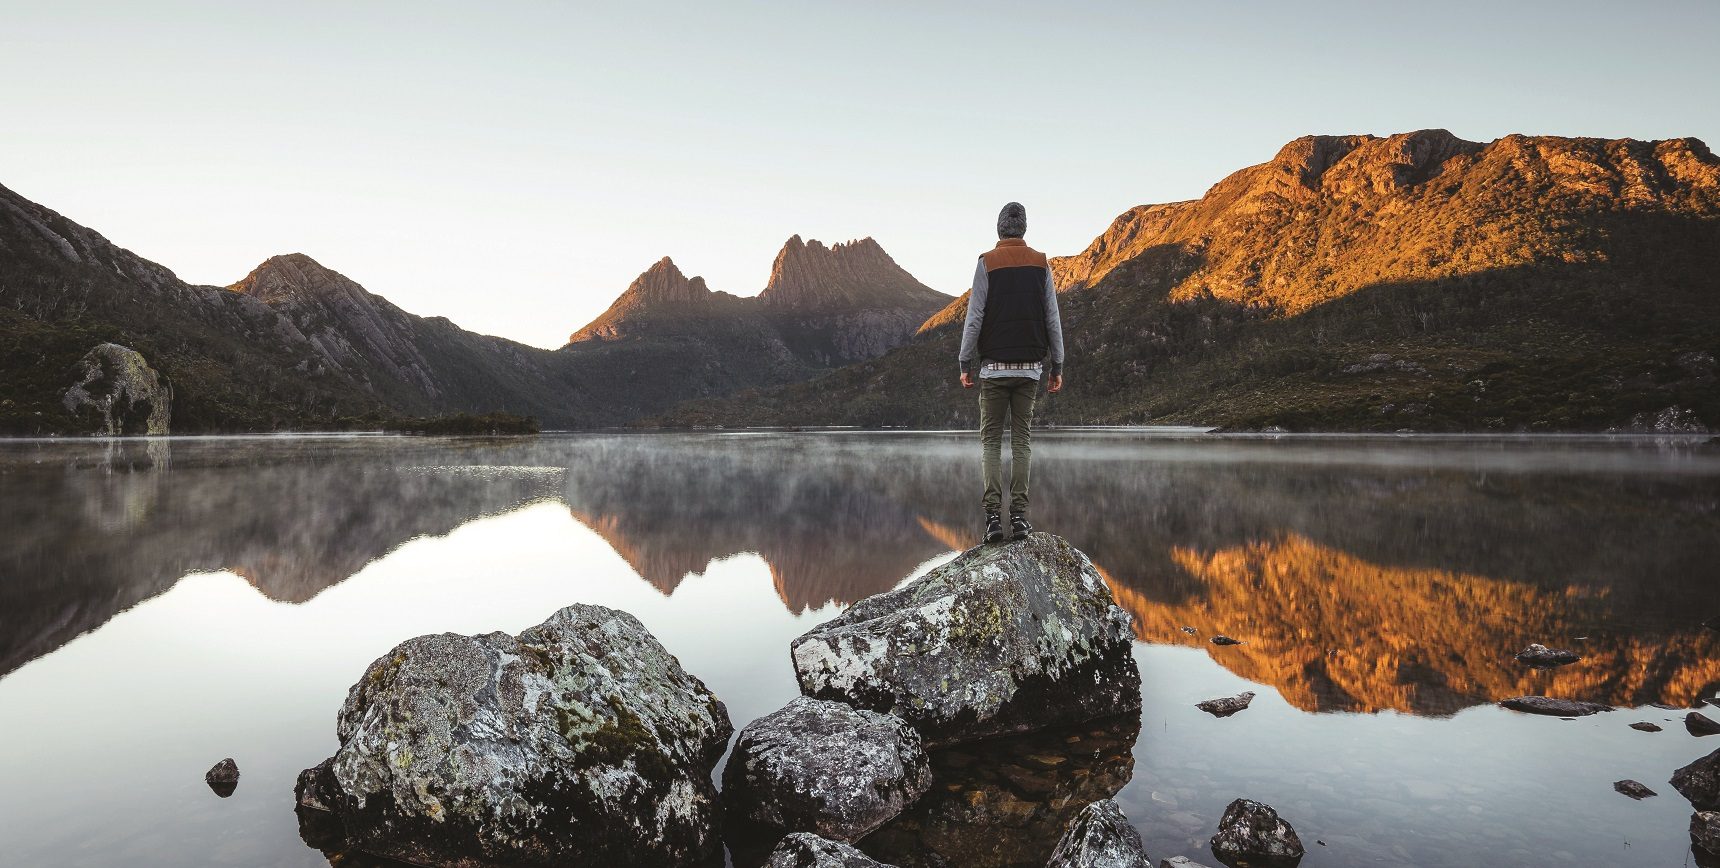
[4,128,1718,434]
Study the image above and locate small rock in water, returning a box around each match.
[1673,747,1720,810]
[1630,722,1663,732]
[1694,811,1720,860]
[1613,779,1657,800]
[1209,798,1304,867]
[1514,643,1580,667]
[1498,696,1613,717]
[722,696,930,842]
[205,758,239,797]
[1046,799,1153,868]
[1180,626,1197,635]
[763,832,899,867]
[1210,635,1244,647]
[1691,711,1720,737]
[1160,858,1217,868]
[1196,692,1256,719]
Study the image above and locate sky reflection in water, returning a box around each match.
[0,431,1717,867]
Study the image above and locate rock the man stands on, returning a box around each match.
[958,201,1066,545]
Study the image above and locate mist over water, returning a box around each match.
[1,431,1717,867]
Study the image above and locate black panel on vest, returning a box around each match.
[978,264,1049,362]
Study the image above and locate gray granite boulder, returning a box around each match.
[1674,747,1720,811]
[205,758,239,797]
[1498,696,1612,717]
[1196,692,1255,718]
[791,533,1139,746]
[1046,799,1152,867]
[723,697,931,842]
[1695,811,1720,859]
[1209,798,1303,867]
[294,604,732,867]
[764,832,899,867]
[62,343,172,435]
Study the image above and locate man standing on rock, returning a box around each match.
[959,201,1065,544]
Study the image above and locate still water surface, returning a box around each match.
[2,431,1718,867]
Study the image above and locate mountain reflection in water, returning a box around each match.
[3,432,1717,719]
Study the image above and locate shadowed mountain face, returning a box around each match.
[4,433,1716,719]
[557,238,951,419]
[661,131,1720,432]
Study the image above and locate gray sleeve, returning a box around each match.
[1043,268,1064,376]
[958,257,988,373]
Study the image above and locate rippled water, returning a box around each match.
[2,431,1717,867]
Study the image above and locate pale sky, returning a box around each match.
[3,1,1716,349]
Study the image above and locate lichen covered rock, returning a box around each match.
[764,832,901,867]
[1675,747,1720,811]
[294,604,732,867]
[1196,692,1255,718]
[62,342,172,435]
[1046,799,1153,867]
[1209,798,1303,868]
[723,696,930,842]
[791,533,1139,746]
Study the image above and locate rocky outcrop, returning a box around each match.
[723,696,930,842]
[1690,711,1720,737]
[293,604,733,867]
[764,832,900,868]
[760,236,947,313]
[1045,799,1153,868]
[62,343,172,435]
[205,758,239,797]
[1499,695,1612,716]
[1208,799,1304,867]
[1674,747,1720,811]
[1694,811,1720,861]
[791,533,1140,746]
[1515,643,1581,667]
[1614,779,1656,800]
[1196,692,1255,718]
[568,257,746,343]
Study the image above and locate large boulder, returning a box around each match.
[1695,811,1720,861]
[1046,799,1153,868]
[62,342,172,435]
[1208,799,1303,868]
[764,832,901,868]
[293,604,733,867]
[1674,747,1720,811]
[791,533,1140,746]
[724,697,930,842]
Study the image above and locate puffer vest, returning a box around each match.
[977,238,1050,363]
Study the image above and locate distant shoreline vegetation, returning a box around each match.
[383,412,541,436]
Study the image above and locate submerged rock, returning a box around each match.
[1691,712,1720,737]
[1514,643,1580,667]
[860,716,1139,868]
[205,758,239,797]
[764,832,899,868]
[1045,799,1153,868]
[1631,722,1664,732]
[62,343,173,435]
[1614,779,1657,800]
[1196,692,1255,719]
[723,696,930,842]
[1674,747,1720,811]
[1209,798,1303,868]
[1498,696,1612,717]
[791,533,1139,746]
[1209,636,1243,646]
[294,603,733,867]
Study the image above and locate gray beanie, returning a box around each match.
[997,202,1026,239]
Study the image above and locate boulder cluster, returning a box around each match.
[288,532,1306,867]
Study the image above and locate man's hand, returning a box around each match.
[1047,374,1063,394]
[961,371,975,389]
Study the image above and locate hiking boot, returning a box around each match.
[984,511,1005,544]
[1010,513,1033,541]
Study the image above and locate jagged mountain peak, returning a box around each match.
[567,255,725,343]
[760,234,945,311]
[229,252,368,305]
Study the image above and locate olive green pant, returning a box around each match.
[979,376,1038,514]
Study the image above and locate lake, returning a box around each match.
[2,430,1717,867]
